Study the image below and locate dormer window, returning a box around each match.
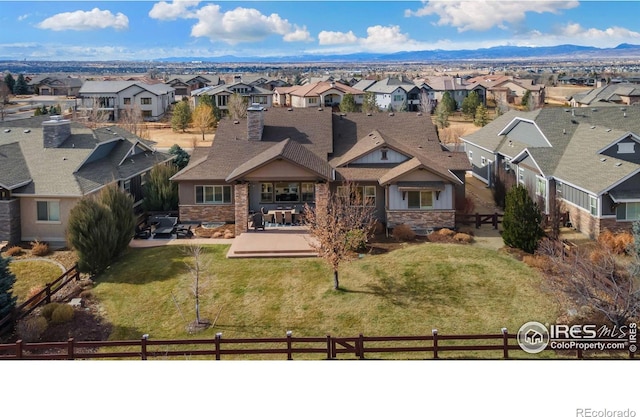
[617,142,635,154]
[381,149,388,161]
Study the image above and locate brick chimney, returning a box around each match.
[42,115,71,148]
[247,103,264,141]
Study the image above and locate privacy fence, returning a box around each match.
[1,329,637,360]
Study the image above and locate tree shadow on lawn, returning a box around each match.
[96,247,189,285]
[349,274,463,307]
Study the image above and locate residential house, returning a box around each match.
[77,81,175,122]
[353,76,427,112]
[0,115,173,245]
[272,81,363,109]
[420,76,487,110]
[191,81,273,112]
[570,83,640,107]
[467,75,544,108]
[34,76,84,97]
[171,106,470,237]
[461,107,640,238]
[164,74,218,97]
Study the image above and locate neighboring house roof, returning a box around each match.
[462,106,640,195]
[0,116,173,197]
[360,76,418,94]
[191,82,272,97]
[285,81,363,98]
[573,83,640,106]
[79,81,174,96]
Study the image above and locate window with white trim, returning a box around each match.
[617,202,640,221]
[407,191,433,209]
[535,177,546,197]
[589,195,598,216]
[195,185,232,204]
[36,200,60,222]
[481,156,486,167]
[468,150,473,163]
[141,97,152,105]
[337,185,376,206]
[518,167,525,184]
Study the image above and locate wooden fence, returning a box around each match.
[0,329,636,360]
[455,211,570,230]
[0,264,80,337]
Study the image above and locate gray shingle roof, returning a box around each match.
[0,142,31,189]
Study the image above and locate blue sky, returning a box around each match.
[1,1,640,60]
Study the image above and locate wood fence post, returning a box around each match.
[501,328,508,359]
[493,213,498,229]
[45,283,52,304]
[331,338,337,359]
[475,213,480,229]
[326,335,332,360]
[15,339,22,359]
[286,330,293,360]
[67,338,74,360]
[358,333,365,360]
[141,334,148,360]
[215,332,222,360]
[432,329,439,359]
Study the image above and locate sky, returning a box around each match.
[1,0,640,60]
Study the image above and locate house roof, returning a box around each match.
[0,116,172,196]
[172,108,470,186]
[462,106,640,195]
[285,81,363,98]
[79,81,174,96]
[573,83,640,105]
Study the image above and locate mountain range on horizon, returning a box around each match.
[156,43,640,64]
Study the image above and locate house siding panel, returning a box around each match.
[388,184,454,210]
[351,148,408,164]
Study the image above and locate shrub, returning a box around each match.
[437,228,456,237]
[50,303,74,324]
[5,246,24,256]
[345,229,367,252]
[30,240,50,256]
[597,229,633,255]
[16,316,48,342]
[41,302,62,320]
[26,286,45,308]
[453,233,474,243]
[393,224,416,241]
[502,185,544,254]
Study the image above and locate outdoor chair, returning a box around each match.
[263,212,274,226]
[252,212,265,231]
[284,211,293,225]
[134,223,151,239]
[275,211,284,225]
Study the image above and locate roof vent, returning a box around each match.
[624,112,627,118]
[106,127,111,131]
[606,128,612,132]
[23,129,30,133]
[3,129,10,133]
[287,108,293,112]
[616,162,623,167]
[591,126,596,129]
[317,107,323,111]
[233,120,239,124]
[417,112,422,116]
[562,129,566,134]
[366,113,372,116]
[600,158,607,162]
[389,113,394,117]
[130,159,134,164]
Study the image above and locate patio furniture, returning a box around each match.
[275,211,284,225]
[263,212,274,226]
[284,211,293,225]
[134,223,151,239]
[176,224,193,239]
[153,216,178,239]
[251,212,265,231]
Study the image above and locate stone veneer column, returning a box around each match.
[234,183,249,236]
[314,183,329,217]
[0,199,21,245]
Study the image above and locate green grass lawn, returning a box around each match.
[8,260,65,304]
[91,242,560,359]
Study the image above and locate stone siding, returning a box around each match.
[234,183,249,236]
[0,199,21,244]
[387,210,456,230]
[179,204,235,223]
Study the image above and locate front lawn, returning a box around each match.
[91,242,559,358]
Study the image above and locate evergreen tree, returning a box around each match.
[521,90,531,109]
[3,73,15,95]
[14,74,28,95]
[502,185,544,253]
[434,100,450,129]
[34,107,42,116]
[171,100,192,132]
[339,93,357,112]
[0,256,17,319]
[474,104,489,127]
[143,164,179,211]
[461,91,481,119]
[168,144,190,170]
[441,91,456,113]
[361,91,378,113]
[97,184,136,258]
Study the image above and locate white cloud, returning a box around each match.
[17,14,30,21]
[190,4,305,45]
[318,30,358,45]
[148,1,200,21]
[283,26,313,43]
[36,8,129,31]
[522,23,640,48]
[405,0,579,32]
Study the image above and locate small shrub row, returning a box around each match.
[392,224,416,241]
[597,229,633,255]
[40,302,75,323]
[30,240,50,256]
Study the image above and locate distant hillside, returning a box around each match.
[158,43,640,63]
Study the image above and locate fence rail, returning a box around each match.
[456,212,503,229]
[0,330,636,360]
[0,264,80,337]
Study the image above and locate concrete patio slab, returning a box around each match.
[227,229,318,258]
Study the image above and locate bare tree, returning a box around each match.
[419,90,434,114]
[303,183,377,290]
[182,243,212,332]
[118,103,148,139]
[75,97,111,128]
[439,125,467,151]
[0,82,10,121]
[192,103,215,141]
[537,238,640,327]
[227,92,247,120]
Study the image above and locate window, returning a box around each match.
[381,149,388,161]
[481,156,486,167]
[195,185,232,204]
[393,94,403,102]
[589,195,598,216]
[617,142,635,154]
[301,183,315,202]
[504,157,511,172]
[618,203,640,221]
[536,177,546,197]
[468,150,473,163]
[123,97,131,105]
[122,179,131,194]
[407,191,433,209]
[36,201,60,222]
[254,96,268,104]
[260,183,273,203]
[308,97,317,104]
[518,167,525,184]
[275,182,300,202]
[337,185,376,206]
[141,110,152,118]
[141,97,152,105]
[217,95,228,107]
